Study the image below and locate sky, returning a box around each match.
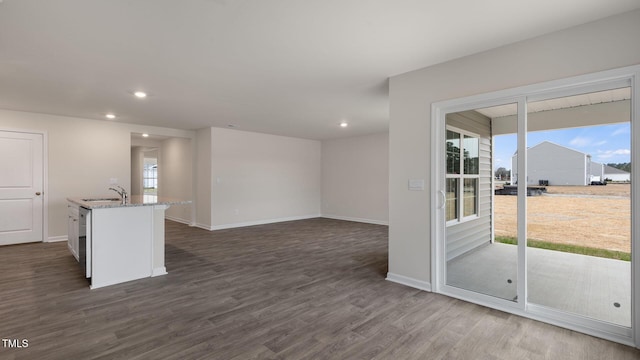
[493,123,631,171]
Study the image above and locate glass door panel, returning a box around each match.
[525,87,632,327]
[445,103,518,301]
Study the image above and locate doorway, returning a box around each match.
[132,146,159,200]
[0,130,44,245]
[131,133,194,225]
[432,66,639,346]
[131,133,162,201]
[143,151,159,201]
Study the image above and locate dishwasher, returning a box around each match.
[78,207,92,279]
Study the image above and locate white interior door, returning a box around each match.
[0,131,44,245]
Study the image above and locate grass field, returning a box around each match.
[494,183,631,253]
[494,235,631,261]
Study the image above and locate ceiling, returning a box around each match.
[477,87,632,119]
[1,1,639,140]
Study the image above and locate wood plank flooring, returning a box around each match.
[0,218,639,359]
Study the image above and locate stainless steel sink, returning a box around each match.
[81,198,122,202]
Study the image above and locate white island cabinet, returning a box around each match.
[67,196,190,289]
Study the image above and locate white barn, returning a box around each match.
[590,161,605,182]
[604,165,631,182]
[511,141,631,185]
[511,141,592,186]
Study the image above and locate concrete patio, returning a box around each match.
[447,242,631,327]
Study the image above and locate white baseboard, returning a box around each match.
[194,223,214,231]
[47,235,67,243]
[191,215,386,231]
[152,267,168,277]
[386,272,432,292]
[211,214,321,230]
[321,214,389,226]
[165,215,192,226]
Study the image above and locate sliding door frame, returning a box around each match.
[431,64,640,347]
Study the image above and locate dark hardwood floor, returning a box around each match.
[1,218,639,359]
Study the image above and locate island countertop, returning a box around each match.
[67,195,192,209]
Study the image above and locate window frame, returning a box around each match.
[445,125,480,225]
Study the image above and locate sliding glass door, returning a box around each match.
[432,66,639,346]
[525,87,632,328]
[444,104,518,303]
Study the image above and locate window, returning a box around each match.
[446,127,479,222]
[446,178,458,221]
[463,178,477,217]
[143,158,158,195]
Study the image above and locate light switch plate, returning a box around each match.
[408,179,425,191]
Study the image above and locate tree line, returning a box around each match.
[494,167,510,180]
[495,163,630,179]
[607,162,631,172]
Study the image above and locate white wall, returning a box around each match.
[514,142,588,186]
[321,133,389,225]
[160,137,193,224]
[0,109,194,241]
[131,146,145,195]
[388,10,640,285]
[195,128,213,229]
[209,127,321,229]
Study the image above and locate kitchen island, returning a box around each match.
[67,195,191,289]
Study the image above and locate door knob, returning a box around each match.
[35,192,41,196]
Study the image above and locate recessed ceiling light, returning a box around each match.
[134,91,147,98]
[340,121,348,128]
[142,133,149,137]
[105,113,116,119]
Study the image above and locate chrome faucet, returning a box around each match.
[108,185,129,204]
